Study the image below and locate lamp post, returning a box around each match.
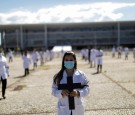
[3,31,6,51]
[16,29,18,48]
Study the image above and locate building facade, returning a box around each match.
[0,21,135,50]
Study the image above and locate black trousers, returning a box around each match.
[71,111,72,115]
[1,77,7,97]
[25,68,29,76]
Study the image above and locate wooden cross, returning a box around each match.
[58,76,82,110]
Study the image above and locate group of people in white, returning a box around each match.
[112,46,135,61]
[0,46,135,100]
[22,49,54,76]
[0,48,54,99]
[81,46,135,73]
[81,47,103,73]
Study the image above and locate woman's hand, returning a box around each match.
[61,90,70,97]
[70,90,80,97]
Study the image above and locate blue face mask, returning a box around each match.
[64,61,75,69]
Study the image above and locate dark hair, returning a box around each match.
[53,51,77,85]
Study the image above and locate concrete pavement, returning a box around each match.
[0,52,135,115]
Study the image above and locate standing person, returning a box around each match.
[32,49,39,70]
[22,50,31,76]
[124,47,129,60]
[0,51,9,99]
[90,48,96,68]
[52,51,89,115]
[88,48,91,64]
[117,46,122,59]
[96,48,103,73]
[45,49,51,61]
[39,49,45,66]
[112,46,115,58]
[8,49,14,63]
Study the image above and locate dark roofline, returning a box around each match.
[0,20,135,28]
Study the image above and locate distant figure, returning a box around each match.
[81,49,85,60]
[133,48,135,62]
[32,49,39,70]
[0,50,9,99]
[39,49,45,66]
[96,48,103,73]
[117,46,122,59]
[22,50,31,76]
[8,49,13,63]
[88,48,91,64]
[90,48,96,68]
[45,49,51,61]
[124,47,129,60]
[112,46,116,58]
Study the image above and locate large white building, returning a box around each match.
[0,21,135,50]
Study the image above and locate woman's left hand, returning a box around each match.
[70,90,80,97]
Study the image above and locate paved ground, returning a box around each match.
[0,52,135,115]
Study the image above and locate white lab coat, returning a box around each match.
[8,51,13,58]
[32,51,39,63]
[90,49,97,62]
[52,70,89,115]
[0,55,9,80]
[96,50,103,65]
[112,47,115,54]
[125,47,129,56]
[22,55,31,69]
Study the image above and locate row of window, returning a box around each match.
[3,25,135,34]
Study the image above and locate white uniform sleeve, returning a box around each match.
[52,83,63,99]
[78,72,90,97]
[4,58,9,76]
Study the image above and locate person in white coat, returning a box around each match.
[22,50,31,76]
[90,48,97,68]
[0,51,9,99]
[96,48,103,73]
[39,49,45,66]
[52,51,89,115]
[112,46,115,58]
[124,47,129,60]
[32,49,39,70]
[8,49,14,63]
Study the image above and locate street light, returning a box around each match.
[3,31,6,50]
[16,29,19,49]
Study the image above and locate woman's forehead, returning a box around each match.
[64,55,74,59]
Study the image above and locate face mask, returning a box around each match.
[64,61,75,69]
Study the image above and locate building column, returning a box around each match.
[20,25,24,50]
[117,22,120,46]
[44,25,48,49]
[1,31,6,51]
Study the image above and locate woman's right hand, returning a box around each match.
[61,90,69,97]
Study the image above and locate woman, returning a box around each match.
[22,50,31,76]
[52,51,89,115]
[0,51,9,99]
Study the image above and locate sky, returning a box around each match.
[0,0,135,24]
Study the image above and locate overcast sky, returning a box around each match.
[0,0,135,24]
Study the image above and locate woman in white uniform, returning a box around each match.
[0,51,9,99]
[96,48,103,73]
[22,50,31,76]
[32,49,39,70]
[124,47,129,60]
[52,51,89,115]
